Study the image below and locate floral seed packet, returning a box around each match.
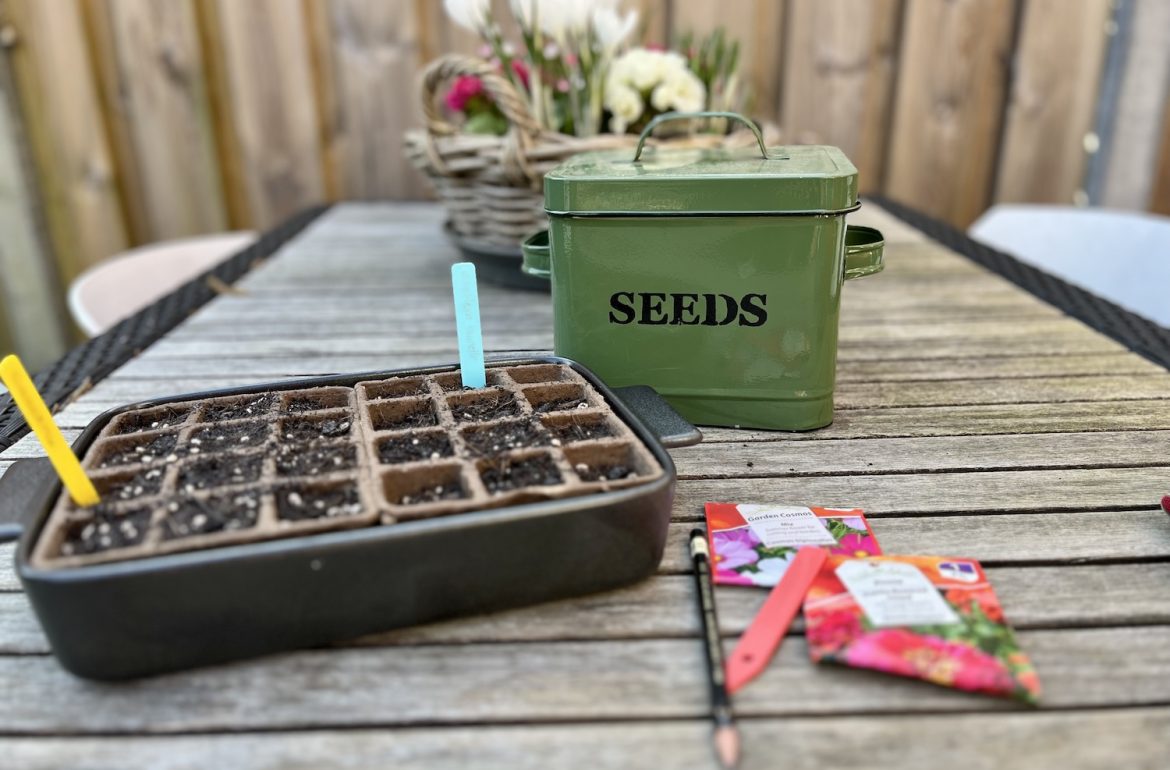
[803,554,1041,703]
[704,502,882,587]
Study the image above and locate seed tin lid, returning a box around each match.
[544,142,859,217]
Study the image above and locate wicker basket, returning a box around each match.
[404,55,776,247]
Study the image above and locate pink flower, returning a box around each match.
[842,630,1017,697]
[711,527,760,571]
[807,610,863,654]
[445,75,484,112]
[510,59,530,89]
[834,532,880,558]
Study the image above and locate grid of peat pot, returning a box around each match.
[11,360,678,679]
[523,114,885,431]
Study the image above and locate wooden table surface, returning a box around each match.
[2,203,1169,769]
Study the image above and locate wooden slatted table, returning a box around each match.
[2,202,1169,769]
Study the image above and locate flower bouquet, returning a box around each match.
[403,0,773,249]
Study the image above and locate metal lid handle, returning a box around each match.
[632,111,768,162]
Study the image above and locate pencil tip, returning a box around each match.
[714,725,740,768]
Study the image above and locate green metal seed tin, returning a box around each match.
[523,112,884,431]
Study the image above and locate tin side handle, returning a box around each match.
[633,112,768,162]
[521,230,551,280]
[844,226,885,280]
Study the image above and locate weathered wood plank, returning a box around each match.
[672,430,1170,478]
[309,0,430,199]
[885,0,1017,226]
[836,353,1162,382]
[1,0,129,279]
[7,561,1170,654]
[834,374,1170,409]
[700,399,1170,442]
[196,0,325,227]
[0,544,19,591]
[781,0,901,191]
[3,708,1167,770]
[85,0,227,241]
[994,0,1110,204]
[1,627,1168,731]
[671,468,1169,520]
[0,48,68,368]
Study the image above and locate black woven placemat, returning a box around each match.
[0,205,330,453]
[868,195,1170,372]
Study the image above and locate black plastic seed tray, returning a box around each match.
[0,357,700,680]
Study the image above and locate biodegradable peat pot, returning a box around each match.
[0,358,699,680]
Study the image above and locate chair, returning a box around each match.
[969,205,1170,328]
[68,232,257,337]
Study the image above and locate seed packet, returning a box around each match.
[803,554,1041,703]
[704,503,881,587]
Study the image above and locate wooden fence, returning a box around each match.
[0,0,1168,366]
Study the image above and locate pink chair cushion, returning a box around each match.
[68,232,257,336]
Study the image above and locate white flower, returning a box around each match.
[444,0,490,33]
[517,0,599,41]
[752,558,791,584]
[605,47,707,130]
[510,0,535,28]
[592,5,638,52]
[604,83,644,133]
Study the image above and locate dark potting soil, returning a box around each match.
[113,407,189,435]
[533,396,589,414]
[449,393,520,423]
[480,454,562,494]
[191,421,269,450]
[548,418,614,443]
[398,480,466,505]
[275,443,357,477]
[574,461,636,482]
[102,466,166,502]
[202,393,277,422]
[378,432,454,464]
[160,492,261,540]
[98,432,180,468]
[60,507,151,556]
[462,419,549,456]
[373,405,438,431]
[280,416,352,443]
[178,453,264,491]
[281,394,346,414]
[276,484,363,521]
